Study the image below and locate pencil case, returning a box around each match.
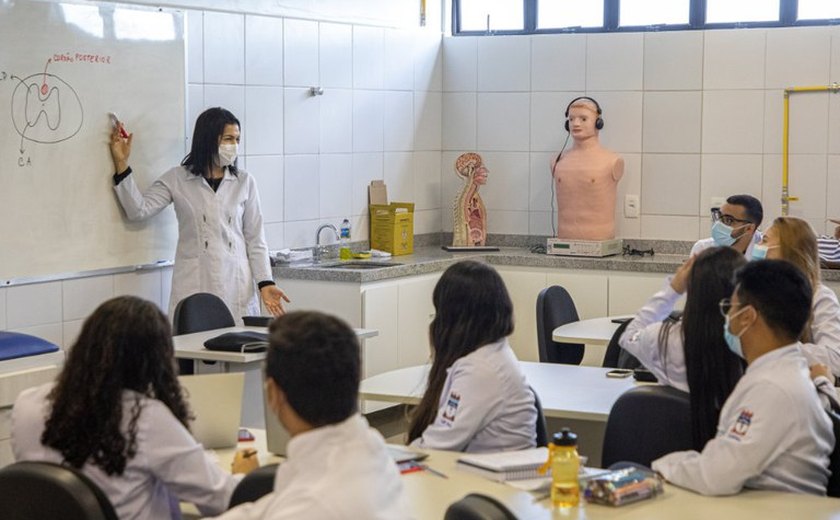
[583,466,663,506]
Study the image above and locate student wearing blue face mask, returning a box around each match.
[691,195,763,258]
[653,260,834,496]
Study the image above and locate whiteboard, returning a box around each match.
[0,0,184,280]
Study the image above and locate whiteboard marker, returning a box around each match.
[109,112,130,138]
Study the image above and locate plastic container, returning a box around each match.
[339,219,352,260]
[549,428,580,508]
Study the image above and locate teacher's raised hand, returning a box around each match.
[109,124,133,174]
[260,285,290,316]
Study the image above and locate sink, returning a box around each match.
[306,261,403,270]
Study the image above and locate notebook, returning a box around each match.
[456,447,549,482]
[178,373,244,449]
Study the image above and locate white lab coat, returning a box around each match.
[12,383,239,520]
[618,280,689,392]
[690,232,762,257]
[800,283,840,377]
[410,338,537,453]
[652,344,834,496]
[211,414,411,520]
[114,166,272,322]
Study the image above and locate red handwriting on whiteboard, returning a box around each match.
[51,52,112,64]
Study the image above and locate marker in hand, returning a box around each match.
[109,112,130,138]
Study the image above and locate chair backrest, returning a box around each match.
[601,319,642,369]
[444,493,517,520]
[172,292,236,335]
[601,385,692,468]
[826,406,840,498]
[530,386,548,448]
[536,286,583,365]
[0,461,118,520]
[228,463,280,508]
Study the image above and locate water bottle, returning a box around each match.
[549,428,580,508]
[339,219,352,260]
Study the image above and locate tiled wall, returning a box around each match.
[441,26,840,241]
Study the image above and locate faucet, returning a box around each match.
[314,224,340,262]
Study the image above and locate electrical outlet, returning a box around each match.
[710,197,726,210]
[624,194,640,218]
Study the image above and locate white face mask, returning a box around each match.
[218,143,238,167]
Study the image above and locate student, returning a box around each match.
[109,107,289,321]
[753,216,840,377]
[652,260,834,496]
[213,311,409,519]
[691,194,763,257]
[407,260,537,453]
[619,247,746,448]
[11,296,247,520]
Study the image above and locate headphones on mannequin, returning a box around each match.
[564,96,604,132]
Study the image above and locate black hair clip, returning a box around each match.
[622,245,655,258]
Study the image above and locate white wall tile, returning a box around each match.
[62,320,84,349]
[245,15,283,86]
[829,95,840,155]
[703,29,765,90]
[319,88,353,153]
[10,324,63,349]
[702,90,764,154]
[700,154,764,215]
[476,36,530,92]
[383,152,414,202]
[586,33,643,91]
[442,36,477,92]
[284,88,319,154]
[383,91,415,152]
[353,26,385,90]
[477,152,530,211]
[319,153,353,219]
[354,90,384,152]
[349,213,371,242]
[62,276,113,322]
[762,154,828,221]
[187,84,203,144]
[531,35,586,92]
[414,151,442,211]
[530,92,583,153]
[319,22,353,89]
[832,27,840,81]
[284,19,319,87]
[442,93,476,151]
[765,27,830,89]
[414,209,442,234]
[414,91,442,151]
[593,91,643,154]
[264,222,285,250]
[284,220,321,249]
[529,211,554,236]
[161,267,173,314]
[352,153,384,216]
[441,151,462,231]
[476,93,530,151]
[245,86,283,155]
[247,155,284,224]
[642,91,702,153]
[764,90,829,154]
[204,85,245,151]
[113,271,162,307]
[641,154,700,215]
[203,12,244,85]
[641,216,700,240]
[487,211,529,235]
[615,153,643,239]
[529,152,555,213]
[0,288,5,330]
[284,155,320,221]
[384,28,415,91]
[186,10,203,84]
[826,155,840,219]
[643,31,703,91]
[414,31,443,92]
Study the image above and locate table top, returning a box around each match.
[359,362,638,422]
[173,326,379,363]
[552,317,629,347]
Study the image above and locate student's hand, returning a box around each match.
[231,448,260,474]
[261,285,290,316]
[810,363,832,381]
[109,125,133,174]
[669,256,695,295]
[834,225,840,240]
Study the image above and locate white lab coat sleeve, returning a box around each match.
[113,172,173,221]
[652,383,793,496]
[241,174,272,285]
[211,492,334,520]
[814,375,839,411]
[619,280,681,381]
[800,285,840,377]
[411,362,504,452]
[139,400,241,516]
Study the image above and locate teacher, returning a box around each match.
[108,107,289,321]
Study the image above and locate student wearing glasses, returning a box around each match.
[691,195,763,258]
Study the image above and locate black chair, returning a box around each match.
[0,461,118,520]
[601,385,692,468]
[444,493,517,520]
[536,286,583,364]
[172,293,236,375]
[601,319,641,369]
[825,402,840,498]
[531,386,548,448]
[228,463,280,508]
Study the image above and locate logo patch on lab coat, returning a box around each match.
[441,391,461,426]
[728,409,753,439]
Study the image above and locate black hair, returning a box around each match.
[265,311,360,427]
[407,260,514,442]
[734,260,812,342]
[181,107,240,177]
[726,194,763,227]
[42,296,189,476]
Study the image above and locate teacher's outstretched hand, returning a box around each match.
[109,124,133,173]
[261,285,290,316]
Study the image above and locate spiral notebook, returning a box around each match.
[456,447,549,482]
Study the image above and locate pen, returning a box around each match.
[414,462,448,479]
[242,449,257,459]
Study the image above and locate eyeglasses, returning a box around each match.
[623,245,655,257]
[711,208,752,227]
[718,298,743,318]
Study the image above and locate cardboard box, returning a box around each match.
[369,202,414,256]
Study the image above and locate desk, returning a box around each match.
[552,317,629,347]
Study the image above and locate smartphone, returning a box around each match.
[606,369,633,378]
[610,317,633,324]
[633,368,658,383]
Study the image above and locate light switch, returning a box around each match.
[624,194,640,218]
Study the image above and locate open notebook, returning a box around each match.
[456,447,549,482]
